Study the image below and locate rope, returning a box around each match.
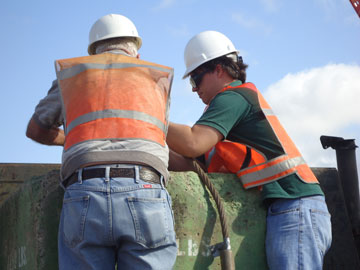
[192,160,230,240]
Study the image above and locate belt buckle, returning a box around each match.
[141,168,154,181]
[140,166,162,184]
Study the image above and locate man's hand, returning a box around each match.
[26,118,65,146]
[168,149,207,172]
[166,122,223,158]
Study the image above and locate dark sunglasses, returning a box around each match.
[190,70,208,88]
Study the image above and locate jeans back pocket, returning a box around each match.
[127,196,173,248]
[62,195,90,248]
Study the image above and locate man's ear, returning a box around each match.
[136,53,140,59]
[215,64,224,77]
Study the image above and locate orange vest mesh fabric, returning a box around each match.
[210,83,318,189]
[55,53,172,150]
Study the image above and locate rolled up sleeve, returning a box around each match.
[32,80,64,129]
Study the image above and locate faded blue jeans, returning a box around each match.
[266,195,332,270]
[58,165,177,270]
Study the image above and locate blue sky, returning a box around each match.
[1,0,359,171]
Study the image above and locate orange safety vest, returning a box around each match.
[205,141,266,173]
[214,82,319,189]
[55,53,173,151]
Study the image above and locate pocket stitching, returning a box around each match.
[127,196,171,248]
[63,195,90,248]
[269,207,299,216]
[310,208,332,255]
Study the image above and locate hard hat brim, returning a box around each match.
[182,49,239,79]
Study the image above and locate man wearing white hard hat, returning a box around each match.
[167,30,332,269]
[26,14,177,269]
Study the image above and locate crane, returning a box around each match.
[350,0,360,17]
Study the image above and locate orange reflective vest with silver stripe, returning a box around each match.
[217,82,318,189]
[205,141,266,173]
[55,53,173,151]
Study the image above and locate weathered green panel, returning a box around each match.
[0,166,62,270]
[0,164,267,269]
[0,163,60,206]
[170,172,267,269]
[1,164,360,269]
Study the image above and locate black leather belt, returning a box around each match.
[63,166,161,188]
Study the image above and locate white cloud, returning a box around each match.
[314,0,356,22]
[260,0,281,12]
[264,64,360,169]
[232,13,272,35]
[167,24,190,38]
[152,0,176,10]
[315,0,337,10]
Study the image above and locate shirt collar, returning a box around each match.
[228,80,243,87]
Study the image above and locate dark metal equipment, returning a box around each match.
[321,135,360,257]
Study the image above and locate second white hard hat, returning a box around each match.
[183,31,238,78]
[88,14,142,55]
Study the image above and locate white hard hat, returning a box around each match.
[183,31,238,78]
[88,14,142,55]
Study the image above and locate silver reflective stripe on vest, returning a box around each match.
[57,62,172,80]
[65,109,166,135]
[238,156,306,186]
[206,147,216,169]
[262,108,274,116]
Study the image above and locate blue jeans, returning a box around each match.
[266,195,332,270]
[58,165,177,270]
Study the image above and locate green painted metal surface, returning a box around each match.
[170,171,267,269]
[0,164,267,269]
[0,165,62,270]
[0,163,60,206]
[1,164,360,269]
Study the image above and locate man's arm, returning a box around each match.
[166,122,223,158]
[26,117,65,146]
[168,149,207,172]
[168,149,194,171]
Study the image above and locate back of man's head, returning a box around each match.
[200,54,248,83]
[93,37,138,57]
